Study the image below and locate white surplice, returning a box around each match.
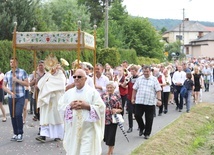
[37,70,66,139]
[58,84,106,155]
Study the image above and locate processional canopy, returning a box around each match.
[15,31,95,50]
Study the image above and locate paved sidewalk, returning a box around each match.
[0,86,213,155]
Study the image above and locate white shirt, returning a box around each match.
[172,70,186,86]
[86,75,95,88]
[95,74,109,95]
[202,67,212,80]
[163,75,172,92]
[0,73,4,81]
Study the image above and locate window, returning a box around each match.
[186,47,189,54]
[176,35,182,41]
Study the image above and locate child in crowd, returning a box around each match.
[183,73,194,113]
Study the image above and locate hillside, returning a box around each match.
[148,18,214,31]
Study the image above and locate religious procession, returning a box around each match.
[1,44,214,155]
[0,10,214,155]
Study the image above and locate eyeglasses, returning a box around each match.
[73,75,83,79]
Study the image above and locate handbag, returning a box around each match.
[112,113,124,124]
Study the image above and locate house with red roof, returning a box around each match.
[187,32,214,58]
[162,18,214,58]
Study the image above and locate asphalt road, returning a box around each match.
[0,85,213,155]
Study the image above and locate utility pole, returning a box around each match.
[182,8,185,54]
[104,0,109,48]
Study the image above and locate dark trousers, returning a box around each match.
[135,104,155,136]
[174,86,183,109]
[163,92,170,111]
[127,99,135,128]
[158,91,163,114]
[29,92,33,113]
[8,96,25,135]
[121,95,127,116]
[33,99,40,120]
[204,80,209,91]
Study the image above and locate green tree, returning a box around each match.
[34,2,58,31]
[165,41,185,61]
[48,0,91,31]
[95,0,128,49]
[109,0,128,25]
[0,0,40,40]
[96,20,127,49]
[160,27,167,35]
[77,0,106,26]
[123,17,164,58]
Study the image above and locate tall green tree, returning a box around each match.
[48,0,91,31]
[77,0,118,26]
[77,0,105,26]
[0,0,40,40]
[34,2,58,31]
[109,0,128,25]
[95,0,128,49]
[123,17,164,58]
[96,20,126,49]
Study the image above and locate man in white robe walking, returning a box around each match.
[36,65,66,142]
[58,69,106,155]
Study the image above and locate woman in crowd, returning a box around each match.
[162,68,171,114]
[105,70,119,94]
[103,63,114,75]
[192,66,204,104]
[0,72,6,122]
[167,65,175,104]
[101,81,122,155]
[104,71,113,81]
[117,66,128,116]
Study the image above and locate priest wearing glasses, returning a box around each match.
[58,69,106,155]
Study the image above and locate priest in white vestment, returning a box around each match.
[36,65,66,142]
[58,69,106,155]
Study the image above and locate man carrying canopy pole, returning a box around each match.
[3,58,29,142]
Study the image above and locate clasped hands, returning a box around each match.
[70,100,89,110]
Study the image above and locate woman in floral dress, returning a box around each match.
[101,81,122,155]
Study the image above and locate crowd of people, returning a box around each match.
[0,56,214,155]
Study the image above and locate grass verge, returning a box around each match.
[131,103,214,155]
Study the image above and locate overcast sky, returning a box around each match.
[122,0,214,22]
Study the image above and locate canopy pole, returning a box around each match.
[33,50,39,113]
[77,20,81,68]
[12,22,17,118]
[93,25,97,85]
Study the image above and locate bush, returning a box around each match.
[118,48,137,65]
[137,57,161,65]
[97,48,120,68]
